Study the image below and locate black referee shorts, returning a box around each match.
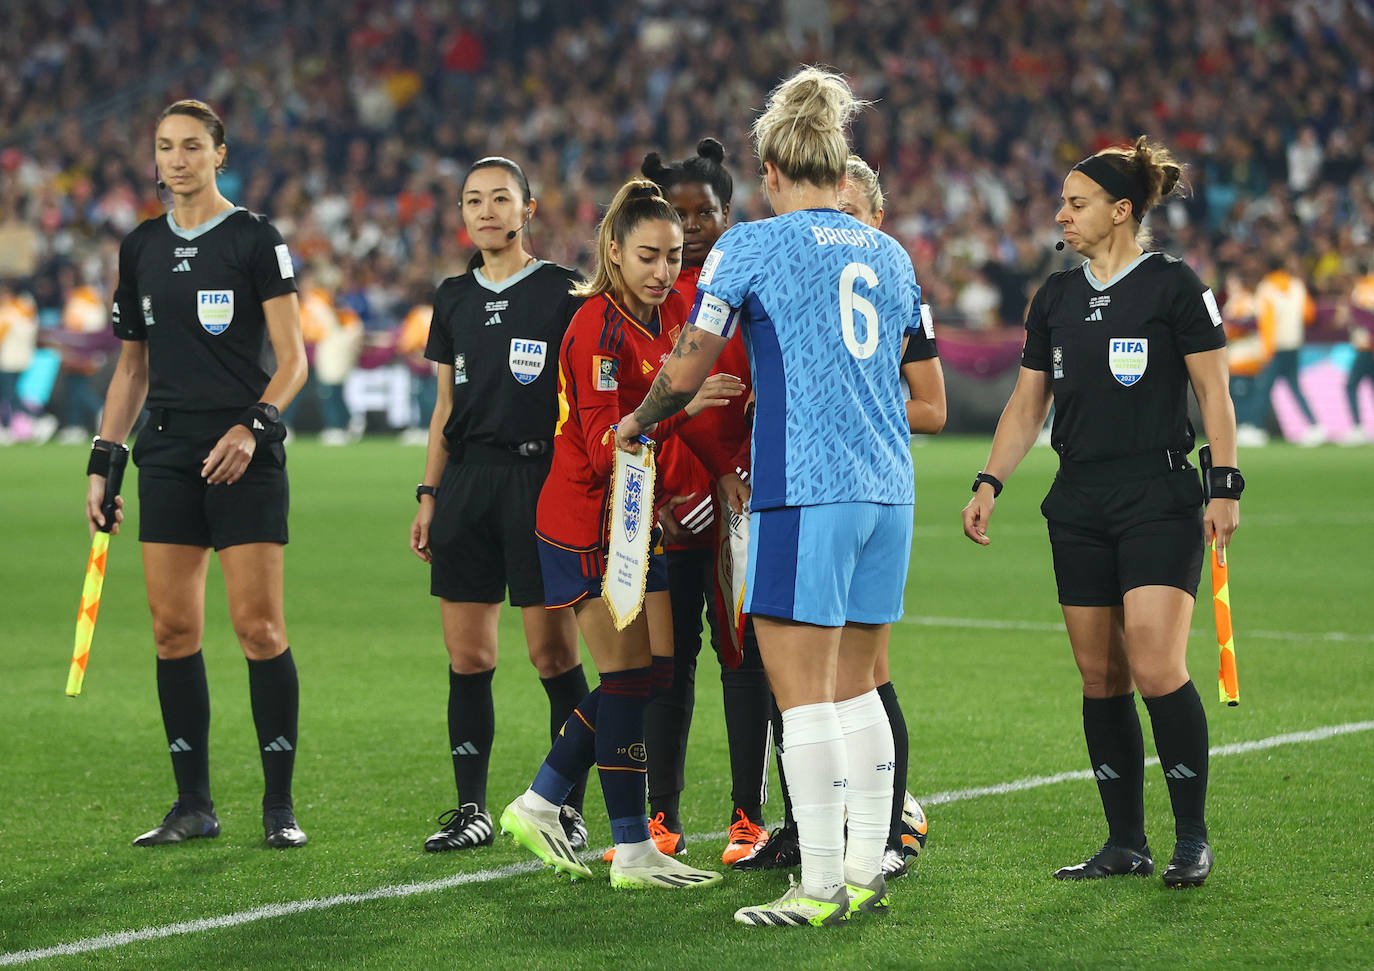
[133,409,289,550]
[1041,465,1204,607]
[428,447,550,606]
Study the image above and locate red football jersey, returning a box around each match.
[657,264,754,549]
[535,291,691,552]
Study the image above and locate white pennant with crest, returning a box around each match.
[604,437,656,630]
[713,487,750,666]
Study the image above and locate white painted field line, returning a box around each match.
[923,720,1374,806]
[900,614,1374,644]
[4,720,1373,966]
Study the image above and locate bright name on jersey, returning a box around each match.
[808,224,884,248]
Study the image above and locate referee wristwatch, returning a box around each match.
[416,484,438,502]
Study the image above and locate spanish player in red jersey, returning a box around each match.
[499,179,742,889]
[638,140,775,867]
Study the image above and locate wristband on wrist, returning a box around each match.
[1206,466,1244,499]
[416,484,438,502]
[86,437,127,477]
[237,402,284,446]
[972,471,1003,498]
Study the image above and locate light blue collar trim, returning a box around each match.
[1081,252,1155,291]
[474,260,546,293]
[166,206,245,241]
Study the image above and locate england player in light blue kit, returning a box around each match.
[616,67,923,927]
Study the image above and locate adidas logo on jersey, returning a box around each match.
[172,259,192,273]
[484,311,502,327]
[1084,308,1103,321]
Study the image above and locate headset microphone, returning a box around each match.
[1055,241,1066,251]
[506,211,533,241]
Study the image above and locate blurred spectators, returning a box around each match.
[2,0,1373,431]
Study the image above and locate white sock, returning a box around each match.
[613,838,656,864]
[780,702,847,897]
[521,789,561,817]
[836,689,895,884]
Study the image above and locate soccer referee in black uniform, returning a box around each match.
[86,100,309,849]
[409,157,590,853]
[962,136,1241,888]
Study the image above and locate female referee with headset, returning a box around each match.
[962,137,1240,888]
[618,67,924,926]
[409,156,591,854]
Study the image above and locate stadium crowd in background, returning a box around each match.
[1,0,1372,441]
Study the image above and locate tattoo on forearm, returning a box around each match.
[635,372,693,426]
[671,324,704,360]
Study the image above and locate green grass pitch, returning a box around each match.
[1,437,1371,968]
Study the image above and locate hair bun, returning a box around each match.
[627,184,662,201]
[696,138,725,164]
[641,152,668,180]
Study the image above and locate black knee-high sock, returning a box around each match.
[1082,693,1147,848]
[771,699,795,826]
[876,681,909,850]
[540,664,590,813]
[597,667,653,844]
[721,648,770,823]
[645,652,696,830]
[248,647,298,810]
[534,688,599,804]
[158,652,212,812]
[1143,681,1209,843]
[447,667,495,811]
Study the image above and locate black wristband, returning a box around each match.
[237,402,284,447]
[1207,466,1244,499]
[86,438,124,477]
[972,471,1003,498]
[416,484,438,502]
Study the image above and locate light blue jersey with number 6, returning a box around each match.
[688,208,922,510]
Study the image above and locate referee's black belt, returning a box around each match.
[145,407,242,434]
[451,439,552,464]
[1056,448,1190,485]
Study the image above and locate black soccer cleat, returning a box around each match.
[264,805,308,848]
[1162,838,1213,887]
[1053,842,1154,880]
[732,821,800,871]
[559,805,588,852]
[133,801,220,847]
[424,803,494,852]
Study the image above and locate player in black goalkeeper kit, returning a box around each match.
[86,101,309,848]
[408,157,591,853]
[962,137,1241,888]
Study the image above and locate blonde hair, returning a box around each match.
[753,67,869,188]
[572,179,680,299]
[844,154,884,217]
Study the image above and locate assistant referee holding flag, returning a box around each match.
[962,136,1241,888]
[87,100,309,849]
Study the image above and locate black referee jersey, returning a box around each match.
[1022,253,1226,463]
[112,207,299,411]
[425,261,583,451]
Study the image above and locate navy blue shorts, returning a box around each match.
[536,530,668,609]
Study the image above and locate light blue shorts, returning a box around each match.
[743,501,913,626]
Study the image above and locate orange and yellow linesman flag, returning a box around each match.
[67,532,110,697]
[68,442,128,697]
[1210,539,1239,706]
